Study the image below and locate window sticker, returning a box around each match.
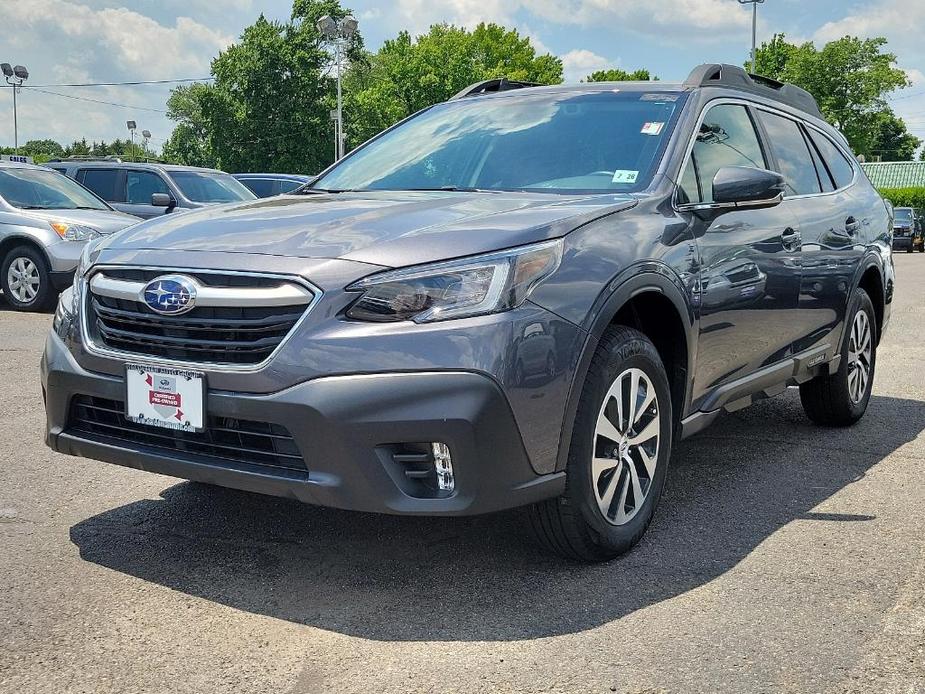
[612,170,639,184]
[641,122,665,136]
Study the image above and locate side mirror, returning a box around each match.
[151,193,176,210]
[712,166,785,207]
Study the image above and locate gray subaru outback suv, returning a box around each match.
[42,65,893,560]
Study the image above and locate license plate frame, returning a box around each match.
[125,364,206,433]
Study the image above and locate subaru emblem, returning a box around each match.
[142,275,197,315]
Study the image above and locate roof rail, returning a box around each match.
[450,77,541,100]
[683,63,823,119]
[46,155,125,163]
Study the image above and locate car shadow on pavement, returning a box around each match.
[70,392,925,641]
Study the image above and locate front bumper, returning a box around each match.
[42,331,564,516]
[892,235,912,250]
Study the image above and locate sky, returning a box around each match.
[3,0,925,153]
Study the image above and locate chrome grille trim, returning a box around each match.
[79,265,323,372]
[89,273,315,307]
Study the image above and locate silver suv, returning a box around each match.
[0,160,139,311]
[47,160,255,219]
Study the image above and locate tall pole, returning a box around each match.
[751,1,758,73]
[335,41,344,160]
[11,82,18,153]
[131,130,135,162]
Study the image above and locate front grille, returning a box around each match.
[85,270,313,366]
[67,395,307,476]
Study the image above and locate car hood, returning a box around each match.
[22,208,140,235]
[96,191,637,267]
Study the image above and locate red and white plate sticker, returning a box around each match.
[125,365,204,432]
[641,122,665,136]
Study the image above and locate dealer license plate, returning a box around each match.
[125,364,205,432]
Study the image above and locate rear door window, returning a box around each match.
[78,168,122,202]
[241,178,277,197]
[755,110,821,196]
[125,170,170,204]
[806,129,856,189]
[678,103,767,204]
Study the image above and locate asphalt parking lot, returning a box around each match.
[1,254,924,694]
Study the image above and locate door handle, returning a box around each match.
[845,217,860,235]
[781,227,801,250]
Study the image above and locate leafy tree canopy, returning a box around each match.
[584,68,657,82]
[752,34,919,159]
[345,23,562,146]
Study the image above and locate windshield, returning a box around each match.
[313,90,686,194]
[0,167,109,210]
[170,171,255,203]
[895,209,914,222]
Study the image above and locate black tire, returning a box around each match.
[799,288,876,426]
[528,326,673,562]
[1,245,53,312]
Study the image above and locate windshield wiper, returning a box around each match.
[407,186,502,193]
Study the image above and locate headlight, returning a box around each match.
[50,221,101,242]
[346,239,563,323]
[53,285,77,338]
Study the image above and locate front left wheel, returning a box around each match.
[1,245,53,312]
[528,326,673,562]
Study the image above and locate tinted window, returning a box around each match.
[314,91,686,193]
[679,104,766,204]
[806,136,835,192]
[79,168,121,202]
[807,129,855,189]
[0,168,109,210]
[241,178,277,197]
[278,179,304,193]
[170,171,255,203]
[756,111,820,196]
[125,170,169,204]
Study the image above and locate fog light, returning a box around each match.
[431,442,455,492]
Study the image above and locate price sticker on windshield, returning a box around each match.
[612,170,639,184]
[641,122,665,136]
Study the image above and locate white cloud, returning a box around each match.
[560,49,614,83]
[0,0,235,149]
[386,0,751,40]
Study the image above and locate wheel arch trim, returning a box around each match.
[554,263,697,472]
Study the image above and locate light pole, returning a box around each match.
[141,129,151,159]
[737,0,765,74]
[317,14,358,161]
[2,63,29,153]
[126,120,137,161]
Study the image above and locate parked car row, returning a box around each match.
[0,157,313,310]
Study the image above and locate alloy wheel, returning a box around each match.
[592,367,661,525]
[6,256,40,304]
[847,310,872,404]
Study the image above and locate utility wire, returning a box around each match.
[3,77,214,88]
[25,87,168,113]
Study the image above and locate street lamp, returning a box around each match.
[126,120,137,161]
[2,63,29,154]
[141,129,152,159]
[737,0,766,74]
[317,14,358,161]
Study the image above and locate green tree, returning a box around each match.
[345,23,562,147]
[751,34,916,159]
[868,111,921,161]
[584,68,656,82]
[162,83,217,167]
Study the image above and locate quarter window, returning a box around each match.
[755,110,821,196]
[806,129,856,189]
[78,168,121,202]
[678,104,767,204]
